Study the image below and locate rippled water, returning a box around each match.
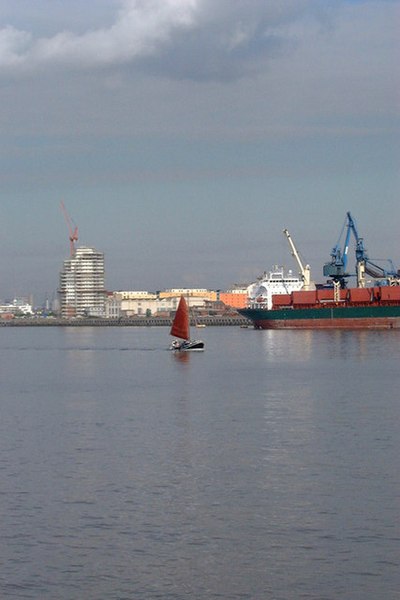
[0,326,399,599]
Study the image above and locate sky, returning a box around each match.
[0,0,399,303]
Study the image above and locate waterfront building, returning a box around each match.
[106,290,218,317]
[102,287,249,319]
[159,288,218,302]
[104,293,122,319]
[113,291,158,317]
[0,297,33,318]
[156,294,207,314]
[59,246,105,318]
[219,286,248,309]
[117,291,158,302]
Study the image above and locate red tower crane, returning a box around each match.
[60,200,78,256]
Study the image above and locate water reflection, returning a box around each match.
[172,350,191,364]
[323,329,396,360]
[62,327,97,375]
[260,328,399,362]
[261,329,313,361]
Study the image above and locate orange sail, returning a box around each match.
[170,295,190,340]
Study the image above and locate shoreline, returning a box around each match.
[0,315,250,328]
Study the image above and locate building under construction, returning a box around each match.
[59,246,105,318]
[58,201,106,318]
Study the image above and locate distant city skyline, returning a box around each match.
[1,1,399,302]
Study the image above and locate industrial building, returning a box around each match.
[159,288,217,302]
[219,287,248,309]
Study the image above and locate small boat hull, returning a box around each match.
[170,339,205,351]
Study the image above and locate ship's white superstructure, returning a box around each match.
[247,267,304,310]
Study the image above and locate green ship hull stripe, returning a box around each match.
[240,305,400,321]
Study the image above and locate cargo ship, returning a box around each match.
[238,286,400,329]
[238,213,400,329]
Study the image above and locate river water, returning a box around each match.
[0,326,399,599]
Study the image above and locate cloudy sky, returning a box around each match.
[0,0,399,302]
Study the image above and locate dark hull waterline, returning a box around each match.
[238,304,400,330]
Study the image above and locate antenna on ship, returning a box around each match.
[60,200,79,257]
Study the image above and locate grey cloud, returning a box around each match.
[0,0,197,71]
[0,0,318,80]
[134,0,315,81]
[0,25,32,67]
[136,27,287,82]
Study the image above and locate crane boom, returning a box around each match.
[323,212,399,287]
[283,228,313,290]
[323,212,360,283]
[60,200,78,257]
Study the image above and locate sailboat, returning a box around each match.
[170,295,205,351]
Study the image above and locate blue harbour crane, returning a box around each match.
[323,212,399,287]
